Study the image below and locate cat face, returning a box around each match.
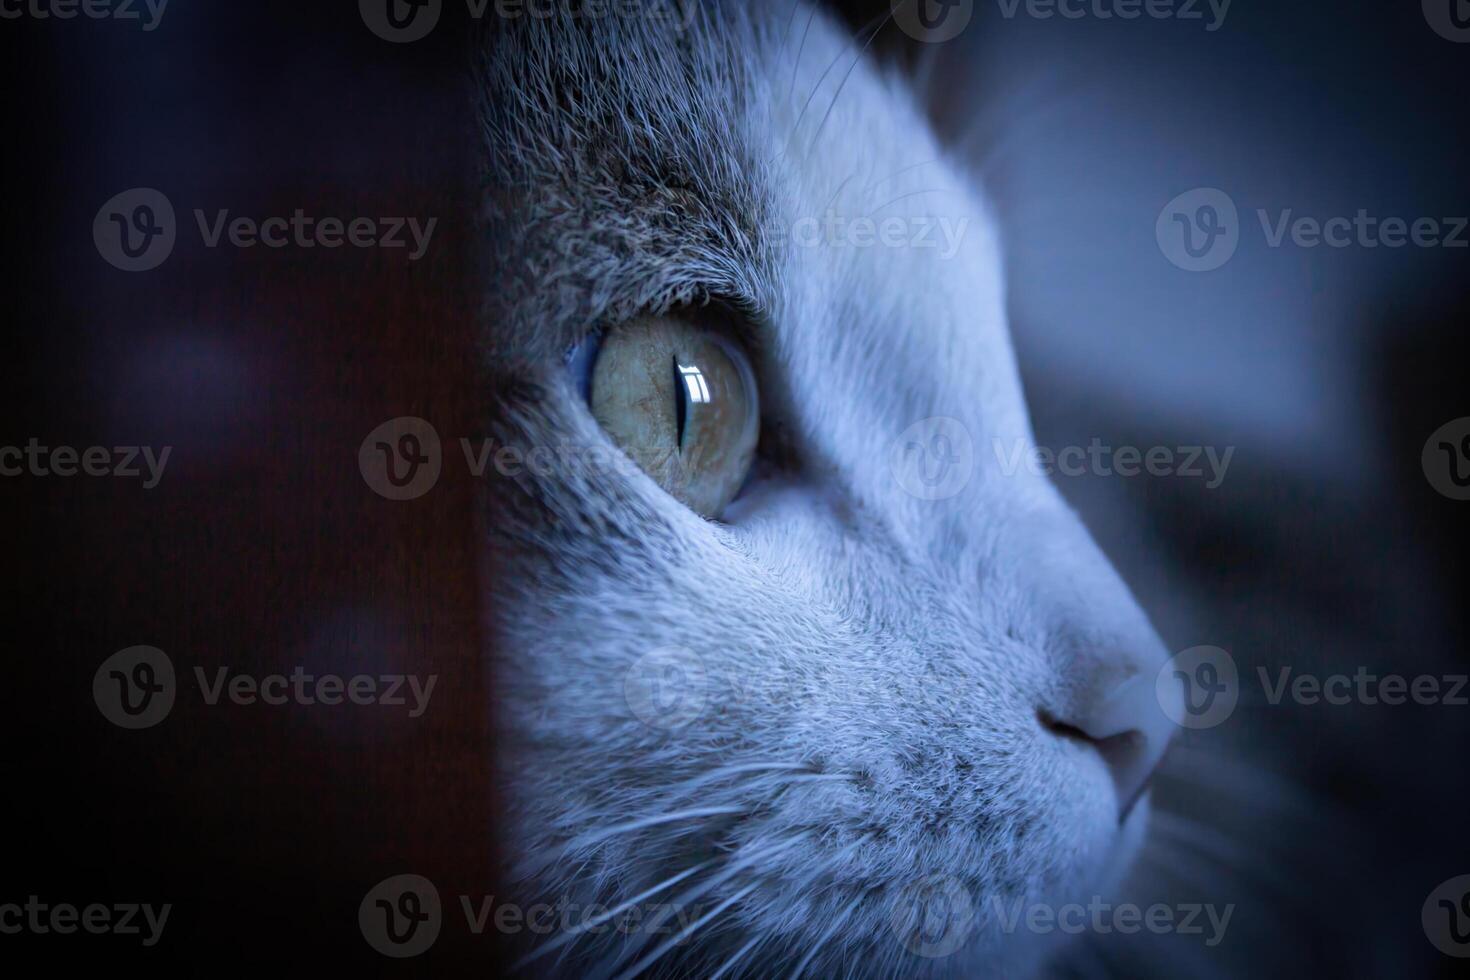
[480,3,1178,975]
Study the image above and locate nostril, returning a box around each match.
[1038,708,1159,824]
[1037,708,1093,744]
[1039,709,1142,759]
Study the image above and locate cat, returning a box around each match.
[477,3,1189,975]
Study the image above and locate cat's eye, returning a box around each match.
[587,314,759,518]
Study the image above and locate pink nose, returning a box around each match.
[1042,669,1179,821]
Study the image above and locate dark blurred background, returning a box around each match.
[4,0,1468,974]
[4,0,498,972]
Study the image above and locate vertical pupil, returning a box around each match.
[672,355,688,452]
[672,356,713,454]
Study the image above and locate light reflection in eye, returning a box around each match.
[678,363,711,404]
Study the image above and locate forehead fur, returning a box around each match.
[479,1,781,367]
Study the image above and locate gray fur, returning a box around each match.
[479,4,1177,975]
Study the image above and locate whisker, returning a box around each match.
[516,805,752,881]
[1156,743,1318,819]
[788,9,889,154]
[911,35,942,107]
[787,4,819,109]
[864,158,941,197]
[818,172,862,219]
[567,805,749,853]
[1147,810,1301,900]
[805,10,895,162]
[610,881,762,980]
[961,90,1109,180]
[1139,834,1237,900]
[950,66,1086,156]
[866,188,956,219]
[512,857,723,970]
[1087,925,1233,980]
[777,0,804,61]
[767,0,808,137]
[773,773,850,785]
[668,761,815,799]
[786,892,864,980]
[707,933,763,980]
[603,835,809,976]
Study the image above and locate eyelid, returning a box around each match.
[565,297,762,400]
[705,297,769,362]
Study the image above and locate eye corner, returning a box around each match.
[564,325,605,403]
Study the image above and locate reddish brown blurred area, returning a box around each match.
[4,3,505,971]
